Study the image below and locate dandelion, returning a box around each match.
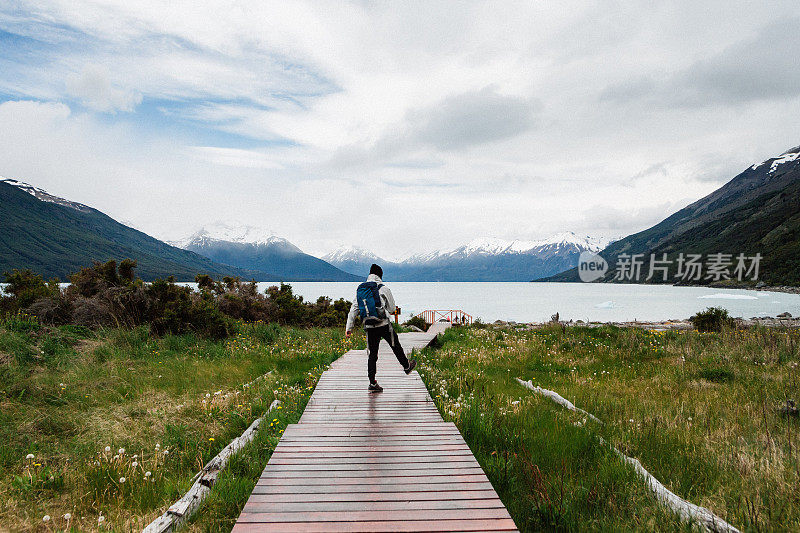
[26,453,34,460]
[104,446,111,452]
[145,471,152,478]
[209,438,215,442]
[43,515,51,522]
[63,513,71,520]
[119,477,126,483]
[118,448,125,455]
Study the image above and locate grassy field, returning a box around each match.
[418,324,800,532]
[0,313,362,532]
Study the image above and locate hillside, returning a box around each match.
[0,179,279,281]
[544,145,800,285]
[173,225,360,282]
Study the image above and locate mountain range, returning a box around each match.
[0,178,279,281]
[170,225,360,282]
[323,233,609,281]
[545,144,800,286]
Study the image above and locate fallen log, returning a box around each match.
[515,378,602,423]
[142,399,282,533]
[516,378,739,533]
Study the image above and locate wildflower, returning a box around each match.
[43,515,51,522]
[63,513,71,520]
[104,446,111,452]
[26,453,34,460]
[132,461,138,467]
[118,448,125,455]
[145,471,152,478]
[155,443,161,450]
[209,438,214,442]
[98,515,105,524]
[163,450,169,456]
[119,477,126,483]
[629,419,634,423]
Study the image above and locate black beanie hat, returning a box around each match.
[369,263,383,278]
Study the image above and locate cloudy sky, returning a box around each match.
[1,1,799,259]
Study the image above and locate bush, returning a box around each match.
[403,315,429,331]
[2,261,353,339]
[690,307,735,333]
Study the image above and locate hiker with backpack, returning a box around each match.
[345,264,417,392]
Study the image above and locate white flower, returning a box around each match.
[119,477,126,483]
[113,455,119,461]
[448,411,455,417]
[155,443,161,450]
[43,515,51,522]
[629,419,634,423]
[163,450,169,456]
[118,448,125,455]
[26,453,34,460]
[131,461,138,467]
[511,401,520,406]
[132,454,138,459]
[98,515,105,523]
[145,471,152,477]
[104,446,111,452]
[687,417,693,421]
[63,513,71,520]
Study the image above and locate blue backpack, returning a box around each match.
[356,281,386,326]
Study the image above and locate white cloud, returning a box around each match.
[1,1,799,259]
[65,64,142,112]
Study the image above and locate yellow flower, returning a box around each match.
[209,438,214,442]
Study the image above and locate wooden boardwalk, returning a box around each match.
[232,324,518,532]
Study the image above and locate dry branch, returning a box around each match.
[142,399,282,533]
[516,378,739,532]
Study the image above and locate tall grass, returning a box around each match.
[418,324,800,531]
[0,314,363,531]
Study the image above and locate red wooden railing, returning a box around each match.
[414,309,473,325]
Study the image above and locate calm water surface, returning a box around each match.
[268,282,800,323]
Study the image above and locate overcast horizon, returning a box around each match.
[2,1,799,259]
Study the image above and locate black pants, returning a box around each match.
[366,324,409,383]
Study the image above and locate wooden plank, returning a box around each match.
[231,518,519,532]
[232,327,518,532]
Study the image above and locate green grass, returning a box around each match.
[0,314,364,531]
[417,324,800,532]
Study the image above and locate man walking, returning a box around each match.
[345,264,417,392]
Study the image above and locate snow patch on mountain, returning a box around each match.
[404,231,609,263]
[1,177,93,213]
[172,222,299,251]
[322,245,385,264]
[750,146,800,173]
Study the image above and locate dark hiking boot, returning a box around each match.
[368,382,384,393]
[404,359,417,375]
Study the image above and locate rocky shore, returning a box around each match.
[491,313,800,331]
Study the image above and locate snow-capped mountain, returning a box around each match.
[405,232,608,264]
[1,177,94,213]
[321,246,387,278]
[324,232,611,281]
[171,223,299,252]
[172,224,359,282]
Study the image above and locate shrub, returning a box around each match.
[403,315,429,331]
[3,261,353,339]
[2,269,58,309]
[690,307,735,333]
